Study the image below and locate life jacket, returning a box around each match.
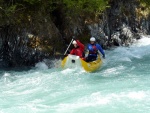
[70,40,85,59]
[72,46,80,55]
[89,44,98,54]
[71,46,84,58]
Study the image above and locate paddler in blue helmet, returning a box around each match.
[86,37,105,62]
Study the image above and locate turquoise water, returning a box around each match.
[0,37,150,113]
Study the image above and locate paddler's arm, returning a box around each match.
[76,40,85,51]
[96,44,105,58]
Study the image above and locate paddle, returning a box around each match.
[64,37,74,55]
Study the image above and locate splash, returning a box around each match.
[134,35,150,47]
[0,35,150,113]
[35,62,48,70]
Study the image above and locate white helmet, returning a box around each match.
[72,40,77,44]
[90,37,96,41]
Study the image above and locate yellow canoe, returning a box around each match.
[61,54,102,72]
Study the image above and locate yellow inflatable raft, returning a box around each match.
[61,54,102,72]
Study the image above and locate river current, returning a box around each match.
[0,36,150,113]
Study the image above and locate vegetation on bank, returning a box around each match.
[0,0,109,25]
[1,0,150,25]
[0,0,150,67]
[140,0,150,6]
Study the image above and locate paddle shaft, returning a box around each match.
[64,39,74,55]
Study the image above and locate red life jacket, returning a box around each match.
[71,47,81,55]
[70,40,85,58]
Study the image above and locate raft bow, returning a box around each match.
[61,54,102,72]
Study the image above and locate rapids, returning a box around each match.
[0,36,150,113]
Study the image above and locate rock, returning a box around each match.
[1,0,150,67]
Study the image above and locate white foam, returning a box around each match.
[134,35,150,47]
[35,62,48,70]
[52,59,62,68]
[106,36,150,62]
[61,68,74,74]
[61,67,84,75]
[55,92,110,112]
[120,57,132,62]
[127,91,146,100]
[102,66,125,77]
[3,73,11,77]
[109,91,147,101]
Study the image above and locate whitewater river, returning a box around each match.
[0,36,150,113]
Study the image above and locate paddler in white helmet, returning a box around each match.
[86,37,105,62]
[70,37,85,60]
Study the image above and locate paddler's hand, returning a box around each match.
[81,57,86,61]
[102,55,105,59]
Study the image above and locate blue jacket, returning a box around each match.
[87,43,105,57]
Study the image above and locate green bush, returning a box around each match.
[1,0,150,25]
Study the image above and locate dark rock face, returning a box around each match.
[0,25,47,67]
[0,0,150,67]
[87,0,149,48]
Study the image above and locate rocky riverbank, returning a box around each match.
[0,0,150,67]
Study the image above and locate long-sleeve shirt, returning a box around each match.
[70,40,85,58]
[87,43,105,57]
